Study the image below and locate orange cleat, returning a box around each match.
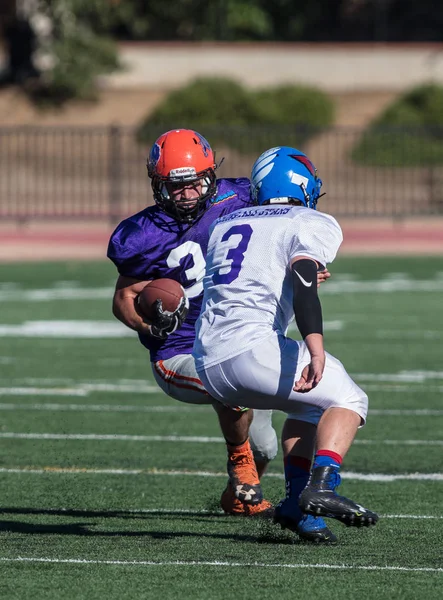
[227,438,263,505]
[220,483,274,517]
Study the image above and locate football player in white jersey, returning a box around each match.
[193,146,378,539]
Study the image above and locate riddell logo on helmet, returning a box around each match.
[170,167,197,177]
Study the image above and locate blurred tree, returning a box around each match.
[4,0,443,108]
[98,0,271,41]
[94,0,443,42]
[352,84,443,167]
[0,0,120,105]
[6,0,436,48]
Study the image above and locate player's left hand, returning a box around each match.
[317,268,331,288]
[294,354,325,393]
[150,296,189,340]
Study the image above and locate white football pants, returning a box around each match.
[197,332,368,425]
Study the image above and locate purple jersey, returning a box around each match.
[107,178,252,362]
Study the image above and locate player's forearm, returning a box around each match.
[303,333,325,358]
[291,258,324,339]
[112,294,151,336]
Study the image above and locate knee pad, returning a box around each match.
[249,410,278,462]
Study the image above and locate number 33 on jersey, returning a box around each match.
[107,177,253,362]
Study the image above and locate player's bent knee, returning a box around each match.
[353,392,368,425]
[336,392,368,426]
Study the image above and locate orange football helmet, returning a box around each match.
[147,129,218,223]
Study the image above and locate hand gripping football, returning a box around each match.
[138,279,186,322]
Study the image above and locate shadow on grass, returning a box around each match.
[0,518,284,544]
[0,506,299,544]
[0,507,223,519]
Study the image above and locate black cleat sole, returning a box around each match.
[301,497,379,528]
[298,466,379,528]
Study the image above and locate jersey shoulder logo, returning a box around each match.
[210,190,237,205]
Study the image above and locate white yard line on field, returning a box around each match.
[369,409,443,415]
[0,403,441,416]
[363,385,443,393]
[2,373,443,397]
[2,274,443,303]
[0,466,441,482]
[0,403,203,412]
[0,432,442,446]
[0,383,160,396]
[0,288,113,302]
[0,433,224,442]
[0,388,89,397]
[0,319,341,338]
[0,321,134,338]
[10,378,150,385]
[0,557,441,573]
[354,371,443,383]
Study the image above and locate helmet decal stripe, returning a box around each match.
[251,148,280,181]
[195,133,211,157]
[290,154,316,177]
[149,143,161,170]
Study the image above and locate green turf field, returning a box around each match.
[0,257,442,599]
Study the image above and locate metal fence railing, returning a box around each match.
[1,125,443,222]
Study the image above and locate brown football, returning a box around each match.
[138,279,185,321]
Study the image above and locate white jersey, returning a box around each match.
[193,204,343,370]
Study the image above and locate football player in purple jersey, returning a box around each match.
[107,129,330,529]
[108,129,276,516]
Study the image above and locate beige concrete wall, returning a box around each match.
[99,42,443,93]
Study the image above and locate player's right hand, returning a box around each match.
[294,354,325,393]
[317,268,331,288]
[150,296,189,340]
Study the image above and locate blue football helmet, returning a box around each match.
[251,146,323,209]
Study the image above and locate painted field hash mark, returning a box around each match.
[0,557,441,573]
[0,383,159,396]
[0,403,202,412]
[0,466,442,482]
[0,402,441,415]
[1,432,442,446]
[1,274,443,303]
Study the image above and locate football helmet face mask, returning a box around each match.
[147,129,217,223]
[251,146,323,209]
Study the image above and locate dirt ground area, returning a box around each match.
[1,216,442,263]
